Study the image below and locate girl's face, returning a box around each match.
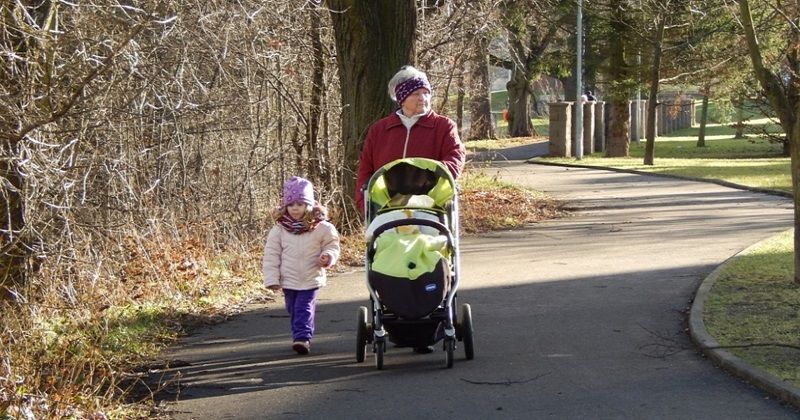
[400,88,431,117]
[286,202,308,220]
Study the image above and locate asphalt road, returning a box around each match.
[161,162,799,419]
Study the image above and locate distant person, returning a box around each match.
[355,65,465,213]
[585,90,597,102]
[262,176,340,355]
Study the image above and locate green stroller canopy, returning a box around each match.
[367,158,455,211]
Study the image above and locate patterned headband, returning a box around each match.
[394,77,432,106]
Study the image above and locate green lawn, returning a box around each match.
[534,121,790,193]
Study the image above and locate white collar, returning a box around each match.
[396,109,427,129]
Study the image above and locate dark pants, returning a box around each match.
[283,288,318,342]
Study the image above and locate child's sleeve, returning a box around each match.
[262,226,282,287]
[320,223,341,267]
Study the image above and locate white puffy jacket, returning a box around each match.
[262,221,340,290]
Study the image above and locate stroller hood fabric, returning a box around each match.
[366,158,455,212]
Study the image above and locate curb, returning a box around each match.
[689,237,800,410]
[522,159,799,409]
[526,159,793,199]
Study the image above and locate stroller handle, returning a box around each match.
[367,218,454,261]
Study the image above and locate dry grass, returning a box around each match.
[0,227,271,418]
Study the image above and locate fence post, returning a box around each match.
[548,102,572,157]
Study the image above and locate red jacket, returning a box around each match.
[355,110,466,212]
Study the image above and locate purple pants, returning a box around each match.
[283,288,318,342]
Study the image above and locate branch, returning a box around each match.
[461,372,550,386]
[659,57,734,83]
[12,25,145,143]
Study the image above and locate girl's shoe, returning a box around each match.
[292,341,310,355]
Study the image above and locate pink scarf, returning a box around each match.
[276,213,325,235]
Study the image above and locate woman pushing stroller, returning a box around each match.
[356,65,466,355]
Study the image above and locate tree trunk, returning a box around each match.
[327,0,416,227]
[506,69,533,137]
[733,96,745,139]
[307,6,325,186]
[697,92,709,147]
[456,71,465,134]
[607,101,630,157]
[605,3,630,158]
[0,1,57,294]
[643,17,665,166]
[467,35,495,141]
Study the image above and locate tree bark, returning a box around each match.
[0,0,58,294]
[697,91,709,148]
[605,3,631,158]
[327,0,417,227]
[643,16,665,166]
[467,35,495,141]
[733,95,745,139]
[506,69,533,137]
[307,6,325,186]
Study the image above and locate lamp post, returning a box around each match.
[575,0,583,160]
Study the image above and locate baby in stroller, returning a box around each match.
[365,161,452,321]
[357,158,474,368]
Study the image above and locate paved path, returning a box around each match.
[161,162,798,419]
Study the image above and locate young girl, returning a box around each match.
[262,176,340,355]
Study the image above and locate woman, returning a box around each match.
[355,66,465,354]
[355,65,466,213]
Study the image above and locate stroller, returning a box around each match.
[356,157,475,369]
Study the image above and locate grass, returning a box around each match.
[534,121,790,193]
[1,242,269,419]
[704,230,800,388]
[530,116,799,389]
[459,167,564,233]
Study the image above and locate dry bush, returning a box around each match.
[2,0,344,416]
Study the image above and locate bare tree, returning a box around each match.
[497,0,570,138]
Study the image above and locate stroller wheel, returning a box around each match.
[459,303,475,360]
[444,337,455,369]
[356,306,368,363]
[375,339,385,370]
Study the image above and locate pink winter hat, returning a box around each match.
[283,176,314,206]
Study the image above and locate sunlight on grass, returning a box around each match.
[465,136,545,152]
[102,304,179,359]
[534,137,791,192]
[704,230,800,388]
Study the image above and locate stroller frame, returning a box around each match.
[355,158,475,369]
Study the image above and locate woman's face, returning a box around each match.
[401,87,431,117]
[286,202,308,220]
